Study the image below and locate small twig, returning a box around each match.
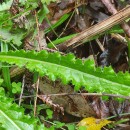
[57,5,130,50]
[121,21,130,37]
[34,78,39,116]
[16,93,130,100]
[101,0,130,37]
[111,97,120,118]
[19,75,25,106]
[101,0,117,14]
[34,10,41,50]
[111,33,127,46]
[46,36,58,50]
[42,118,66,130]
[90,42,98,66]
[58,10,75,38]
[107,112,130,120]
[41,46,65,55]
[96,39,105,52]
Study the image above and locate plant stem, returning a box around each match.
[0,41,11,92]
[126,37,130,68]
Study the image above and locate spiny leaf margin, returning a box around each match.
[0,50,130,96]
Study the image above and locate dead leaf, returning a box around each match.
[39,77,96,117]
[78,117,111,130]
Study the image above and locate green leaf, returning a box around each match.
[0,28,22,46]
[41,0,57,5]
[0,50,129,96]
[78,126,87,130]
[0,88,45,130]
[12,82,22,94]
[47,34,77,48]
[53,121,65,128]
[0,79,3,85]
[66,124,75,130]
[23,0,38,8]
[38,4,49,24]
[46,109,53,119]
[1,42,12,92]
[44,13,71,34]
[108,25,124,34]
[0,0,13,11]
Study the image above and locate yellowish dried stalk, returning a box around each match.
[58,5,130,50]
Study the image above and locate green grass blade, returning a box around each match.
[0,42,11,91]
[47,34,77,48]
[44,13,70,34]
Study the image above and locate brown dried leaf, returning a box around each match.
[39,77,96,117]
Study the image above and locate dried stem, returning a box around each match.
[34,78,39,116]
[16,93,130,100]
[19,75,25,106]
[57,5,130,51]
[101,0,130,37]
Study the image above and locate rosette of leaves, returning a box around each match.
[0,50,129,97]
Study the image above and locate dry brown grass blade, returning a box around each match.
[57,5,130,50]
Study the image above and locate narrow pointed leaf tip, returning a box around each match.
[0,50,130,96]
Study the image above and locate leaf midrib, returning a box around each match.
[0,55,129,89]
[0,109,21,130]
